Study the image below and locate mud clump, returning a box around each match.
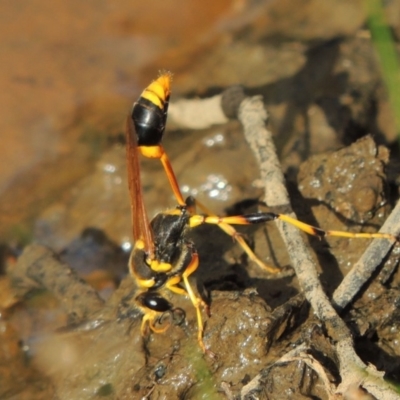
[298,135,390,224]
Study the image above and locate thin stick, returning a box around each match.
[332,200,400,311]
[239,95,337,324]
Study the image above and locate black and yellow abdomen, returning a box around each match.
[131,72,172,147]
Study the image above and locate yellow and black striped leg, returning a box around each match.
[189,212,398,242]
[166,252,209,353]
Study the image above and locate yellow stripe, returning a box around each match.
[164,208,182,216]
[278,214,319,235]
[189,215,206,227]
[140,72,172,109]
[139,145,163,158]
[137,278,156,288]
[134,239,145,250]
[150,260,172,272]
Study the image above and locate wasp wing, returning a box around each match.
[125,114,155,258]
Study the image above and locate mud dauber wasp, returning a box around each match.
[125,72,396,354]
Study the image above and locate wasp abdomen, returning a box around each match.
[132,99,166,146]
[131,72,172,147]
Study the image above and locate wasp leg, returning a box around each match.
[189,212,398,242]
[139,144,186,207]
[136,291,174,336]
[191,199,280,273]
[216,221,280,274]
[141,310,171,334]
[160,150,186,207]
[166,253,208,353]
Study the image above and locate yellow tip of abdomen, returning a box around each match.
[158,70,173,89]
[140,71,172,109]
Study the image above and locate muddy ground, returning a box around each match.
[2,130,400,399]
[2,1,400,399]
